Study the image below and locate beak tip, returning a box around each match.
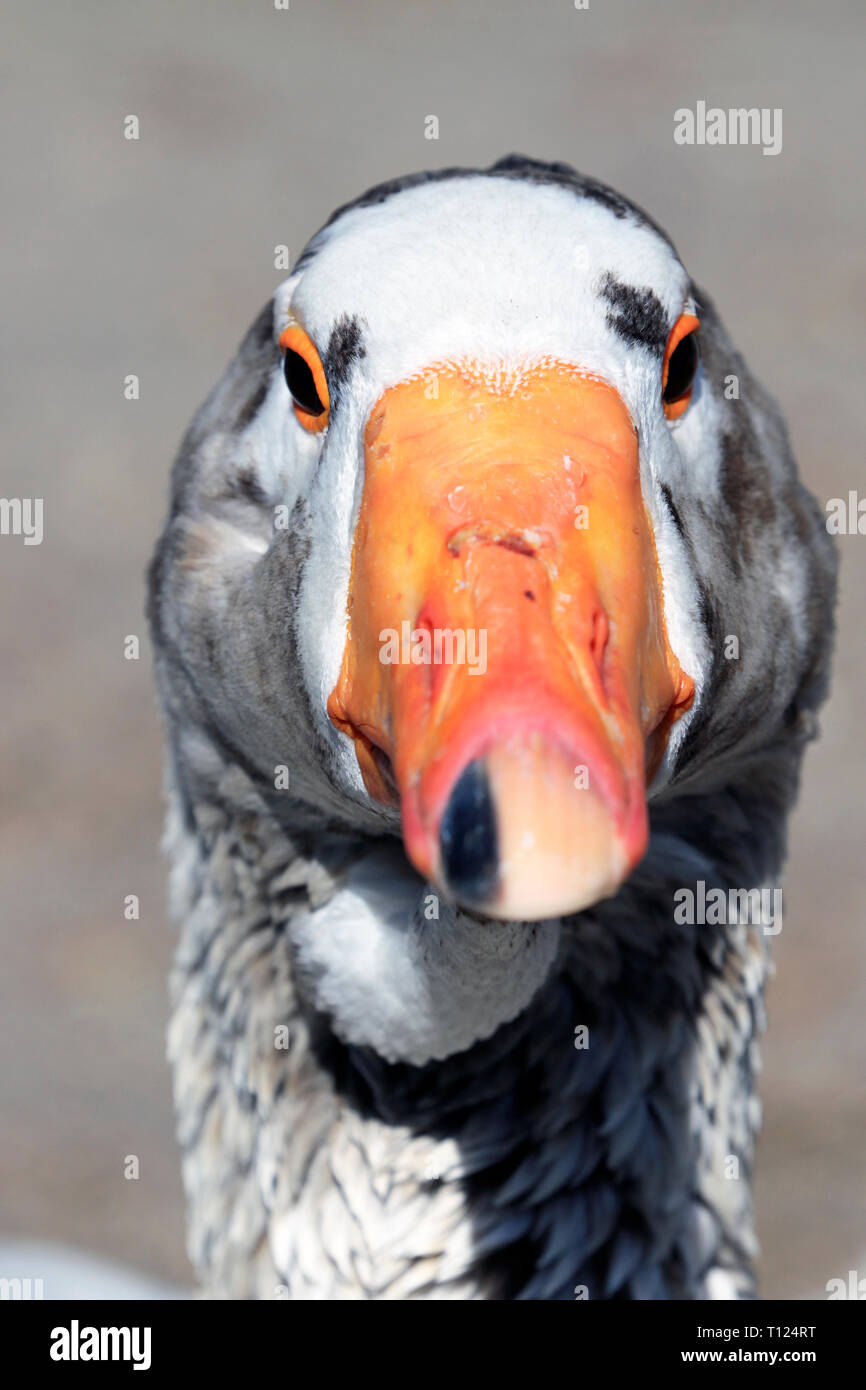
[423,745,639,923]
[437,759,500,907]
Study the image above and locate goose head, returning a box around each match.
[150,156,835,1069]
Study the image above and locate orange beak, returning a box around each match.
[327,361,693,921]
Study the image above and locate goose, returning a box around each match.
[148,155,836,1300]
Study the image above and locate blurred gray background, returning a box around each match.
[1,0,863,1298]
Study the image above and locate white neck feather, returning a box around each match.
[291,842,561,1065]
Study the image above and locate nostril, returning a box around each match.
[589,610,609,682]
[438,760,499,907]
[412,609,437,706]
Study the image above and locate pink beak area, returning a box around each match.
[327,360,695,921]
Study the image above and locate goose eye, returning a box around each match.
[284,350,325,415]
[663,334,698,404]
[279,324,330,432]
[662,313,701,420]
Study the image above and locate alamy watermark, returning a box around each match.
[826,1270,865,1300]
[50,1321,151,1370]
[674,880,783,935]
[825,491,866,535]
[0,497,43,545]
[674,102,782,157]
[379,622,487,675]
[0,1275,44,1299]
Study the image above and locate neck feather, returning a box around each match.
[164,747,796,1298]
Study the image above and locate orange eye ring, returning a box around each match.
[662,313,701,421]
[279,323,330,433]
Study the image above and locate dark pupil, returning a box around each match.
[663,332,699,403]
[284,349,325,415]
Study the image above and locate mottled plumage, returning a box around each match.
[149,156,836,1299]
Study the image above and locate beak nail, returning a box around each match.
[438,760,499,907]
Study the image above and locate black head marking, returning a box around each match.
[310,155,677,259]
[488,155,675,246]
[228,465,269,506]
[599,272,668,354]
[246,299,277,352]
[324,313,366,406]
[321,165,477,229]
[659,482,685,539]
[221,300,277,433]
[233,379,270,432]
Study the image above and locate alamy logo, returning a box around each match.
[673,880,783,935]
[50,1320,152,1371]
[0,497,43,545]
[0,1276,44,1299]
[825,492,866,535]
[674,102,782,156]
[826,1270,866,1300]
[379,622,487,675]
